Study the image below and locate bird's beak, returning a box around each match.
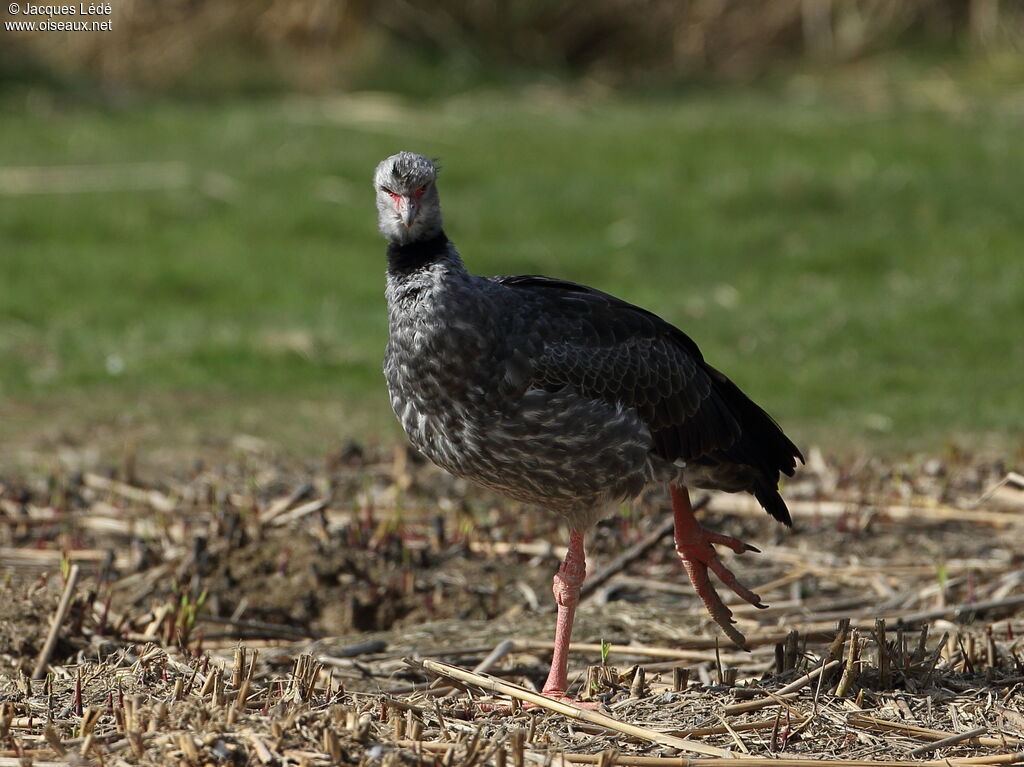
[398,195,417,227]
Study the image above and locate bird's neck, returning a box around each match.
[386,231,461,276]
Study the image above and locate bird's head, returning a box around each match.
[374,152,442,244]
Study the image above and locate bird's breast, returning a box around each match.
[385,281,502,460]
[383,274,658,514]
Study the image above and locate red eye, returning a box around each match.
[414,184,428,199]
[387,190,400,203]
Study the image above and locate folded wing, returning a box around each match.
[493,274,802,523]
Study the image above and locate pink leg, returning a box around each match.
[541,529,588,700]
[671,484,766,649]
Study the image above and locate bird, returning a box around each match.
[376,151,802,703]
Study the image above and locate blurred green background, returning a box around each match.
[1,0,1023,461]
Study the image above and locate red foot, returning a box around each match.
[671,485,765,649]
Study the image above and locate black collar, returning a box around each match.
[387,232,450,274]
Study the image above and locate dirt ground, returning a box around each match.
[1,443,1023,765]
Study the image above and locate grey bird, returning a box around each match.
[376,151,802,702]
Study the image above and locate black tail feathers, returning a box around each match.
[754,483,793,527]
[705,365,802,527]
[708,366,803,479]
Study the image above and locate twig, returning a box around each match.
[777,659,842,695]
[835,630,861,697]
[876,618,891,689]
[0,548,111,567]
[475,638,516,672]
[675,717,809,738]
[851,715,1016,749]
[722,660,840,716]
[888,594,1024,625]
[969,472,1024,508]
[389,638,516,696]
[82,472,175,511]
[825,619,851,666]
[248,733,276,764]
[908,726,990,757]
[258,483,313,525]
[717,715,750,754]
[270,498,328,526]
[392,742,1024,767]
[412,658,733,758]
[32,564,81,679]
[439,639,516,699]
[722,691,800,717]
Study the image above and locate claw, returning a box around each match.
[704,529,760,555]
[704,554,763,605]
[680,555,749,649]
[670,484,766,650]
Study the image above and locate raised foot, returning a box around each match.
[675,527,764,650]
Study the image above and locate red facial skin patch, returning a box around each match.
[389,185,426,212]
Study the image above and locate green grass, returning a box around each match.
[1,77,1023,458]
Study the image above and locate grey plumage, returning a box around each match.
[377,151,802,532]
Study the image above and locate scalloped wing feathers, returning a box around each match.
[491,274,802,512]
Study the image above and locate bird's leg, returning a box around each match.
[670,484,766,649]
[452,530,599,714]
[540,528,590,701]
